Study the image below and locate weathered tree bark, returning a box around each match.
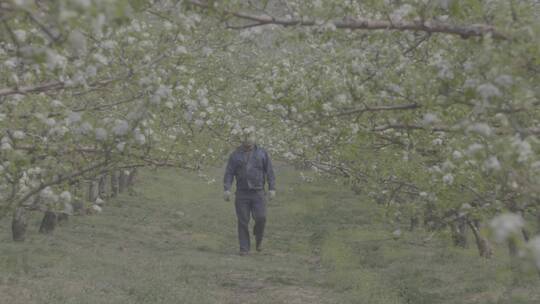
[70,182,84,214]
[88,180,99,202]
[522,228,530,242]
[119,170,128,193]
[423,202,437,231]
[468,220,493,258]
[73,201,84,214]
[39,211,57,234]
[98,174,107,199]
[450,218,468,248]
[127,168,138,195]
[110,171,119,197]
[127,168,137,187]
[508,238,518,257]
[409,216,419,231]
[537,211,540,234]
[12,207,27,241]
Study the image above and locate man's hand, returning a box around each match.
[224,190,231,202]
[268,190,276,201]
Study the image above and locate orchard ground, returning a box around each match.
[1,164,539,304]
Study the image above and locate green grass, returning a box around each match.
[1,164,539,303]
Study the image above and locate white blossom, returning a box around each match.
[476,83,501,100]
[59,191,72,203]
[12,130,25,140]
[44,118,56,127]
[461,203,472,210]
[68,30,87,55]
[350,123,359,134]
[76,122,93,135]
[467,122,492,137]
[484,156,501,171]
[442,173,454,185]
[452,150,463,159]
[67,111,82,124]
[51,99,64,108]
[63,202,74,215]
[95,128,108,141]
[92,204,103,213]
[432,138,443,146]
[322,103,333,112]
[390,4,413,22]
[95,197,105,205]
[283,152,296,160]
[93,53,108,65]
[194,119,204,128]
[422,113,439,125]
[175,46,188,54]
[495,75,513,87]
[113,120,129,136]
[1,142,12,150]
[116,142,126,152]
[466,143,484,156]
[489,213,524,243]
[13,29,27,42]
[49,126,69,137]
[46,50,67,70]
[40,187,59,203]
[512,137,532,162]
[134,132,146,145]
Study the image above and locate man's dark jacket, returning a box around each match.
[224,145,276,192]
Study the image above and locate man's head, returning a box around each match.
[241,126,256,149]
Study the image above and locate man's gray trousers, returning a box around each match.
[234,190,266,252]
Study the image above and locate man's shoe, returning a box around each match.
[256,241,262,252]
[239,251,249,256]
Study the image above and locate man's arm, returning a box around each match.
[224,153,235,192]
[263,150,276,191]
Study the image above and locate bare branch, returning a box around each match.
[334,103,420,117]
[0,81,65,98]
[187,0,508,40]
[372,124,451,132]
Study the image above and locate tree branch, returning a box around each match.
[187,0,508,40]
[372,124,451,132]
[0,81,65,98]
[334,103,420,117]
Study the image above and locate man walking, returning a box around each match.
[223,128,276,256]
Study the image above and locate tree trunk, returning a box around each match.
[119,170,128,193]
[110,171,119,197]
[39,211,57,234]
[423,202,437,231]
[88,180,99,202]
[450,218,468,248]
[468,220,493,258]
[98,174,107,199]
[71,182,84,214]
[409,216,419,231]
[12,207,27,242]
[522,228,530,242]
[127,168,137,195]
[537,211,540,234]
[508,238,518,257]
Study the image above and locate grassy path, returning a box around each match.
[1,165,539,303]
